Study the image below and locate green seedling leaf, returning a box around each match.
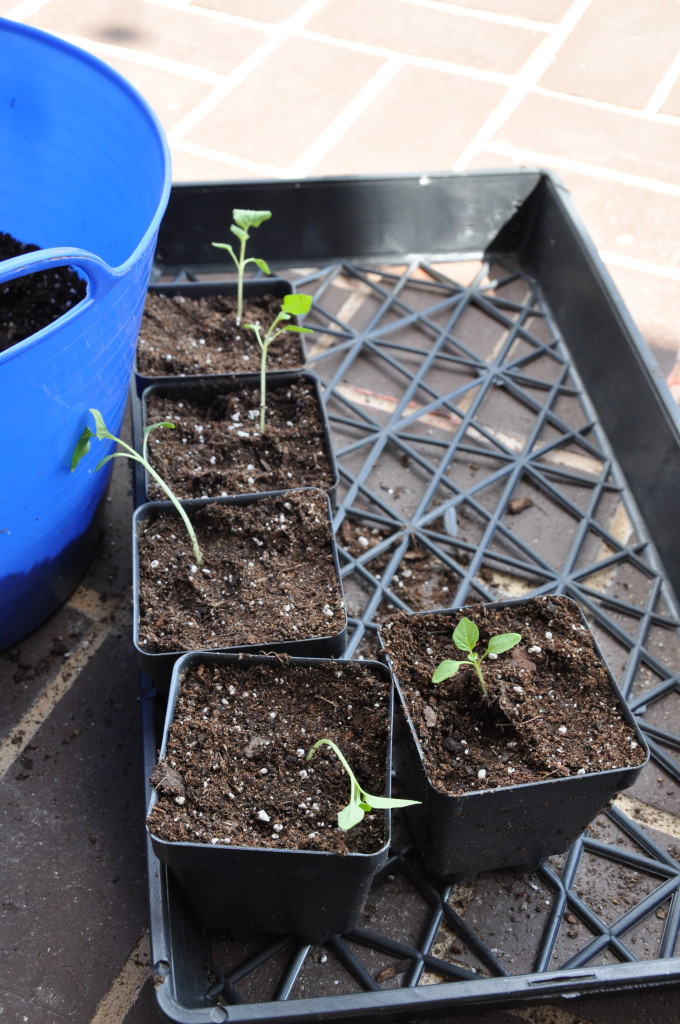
[245,293,315,434]
[211,241,236,258]
[432,659,465,684]
[432,615,523,701]
[144,421,175,439]
[453,616,479,653]
[487,631,522,655]
[90,408,109,441]
[362,794,421,809]
[306,738,420,831]
[337,803,365,831]
[281,292,313,316]
[70,426,95,471]
[71,409,203,567]
[233,209,272,231]
[212,209,273,322]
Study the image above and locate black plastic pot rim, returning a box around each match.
[132,488,348,663]
[381,594,650,795]
[134,276,302,393]
[135,369,340,506]
[147,651,394,859]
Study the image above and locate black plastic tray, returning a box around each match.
[142,170,680,1023]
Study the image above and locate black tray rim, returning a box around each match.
[143,168,680,1023]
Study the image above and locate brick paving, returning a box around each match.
[8,0,679,381]
[2,1,680,1022]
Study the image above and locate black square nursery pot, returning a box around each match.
[146,652,394,942]
[133,487,347,692]
[131,371,339,507]
[379,595,649,881]
[134,277,305,395]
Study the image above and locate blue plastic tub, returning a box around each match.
[0,18,171,649]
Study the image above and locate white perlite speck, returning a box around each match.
[256,809,270,822]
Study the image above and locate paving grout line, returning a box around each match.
[395,0,556,32]
[333,382,602,476]
[0,597,123,782]
[645,49,680,116]
[167,0,332,143]
[300,27,513,85]
[600,250,680,281]
[142,0,276,33]
[291,57,404,177]
[585,502,635,596]
[534,84,680,127]
[482,140,680,199]
[5,0,52,17]
[40,30,229,86]
[88,930,150,1024]
[453,0,593,172]
[67,584,116,618]
[615,793,680,842]
[172,137,291,178]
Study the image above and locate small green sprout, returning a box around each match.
[245,292,313,433]
[432,616,521,700]
[212,209,272,324]
[71,409,203,567]
[306,738,420,831]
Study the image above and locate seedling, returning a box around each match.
[306,738,420,831]
[212,208,272,324]
[245,292,313,433]
[432,616,521,700]
[71,409,203,567]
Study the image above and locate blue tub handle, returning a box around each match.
[0,246,120,299]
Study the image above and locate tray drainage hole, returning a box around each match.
[152,960,170,981]
[210,1008,228,1023]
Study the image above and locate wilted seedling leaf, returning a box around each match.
[233,209,272,231]
[71,409,202,567]
[306,738,419,831]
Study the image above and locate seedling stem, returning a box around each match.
[212,209,272,324]
[245,293,313,433]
